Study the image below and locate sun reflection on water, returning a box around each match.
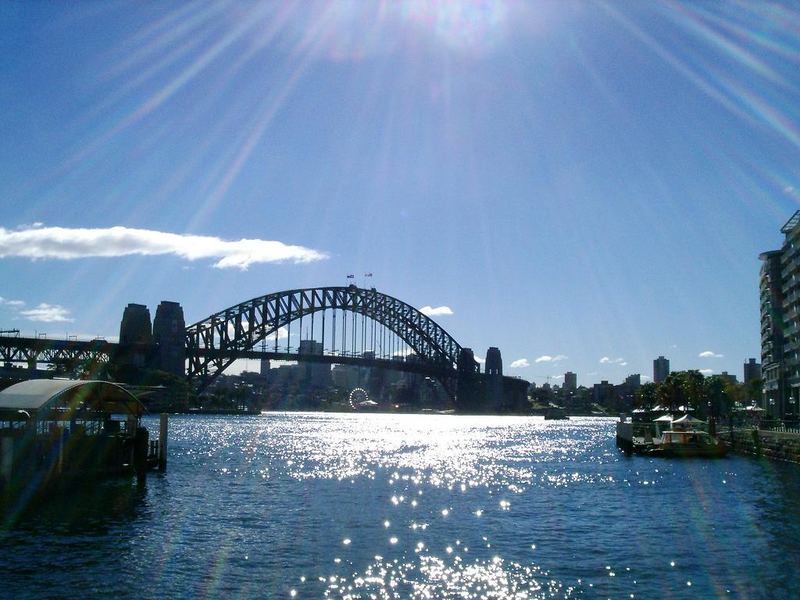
[187,413,617,494]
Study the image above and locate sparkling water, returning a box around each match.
[2,413,799,598]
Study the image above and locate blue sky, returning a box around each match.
[1,1,799,386]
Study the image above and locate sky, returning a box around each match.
[1,1,799,387]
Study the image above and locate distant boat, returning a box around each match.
[544,407,568,420]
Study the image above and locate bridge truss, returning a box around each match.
[0,336,114,374]
[185,286,473,392]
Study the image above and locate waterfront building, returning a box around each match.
[592,380,615,408]
[624,373,641,388]
[298,339,330,388]
[653,356,670,384]
[564,371,577,392]
[759,211,800,420]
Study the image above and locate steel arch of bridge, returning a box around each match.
[185,286,469,390]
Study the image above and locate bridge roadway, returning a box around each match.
[0,335,114,368]
[195,348,452,377]
[0,335,453,379]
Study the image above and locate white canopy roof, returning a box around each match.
[0,379,143,418]
[673,414,706,424]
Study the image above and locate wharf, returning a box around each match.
[718,428,800,464]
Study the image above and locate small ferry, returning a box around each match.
[647,429,728,458]
[617,412,727,457]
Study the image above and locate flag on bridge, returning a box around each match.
[364,273,373,277]
[346,274,355,278]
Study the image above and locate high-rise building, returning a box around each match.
[653,356,670,384]
[743,358,761,384]
[759,211,800,420]
[564,371,577,391]
[625,373,641,389]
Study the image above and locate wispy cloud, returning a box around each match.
[699,368,714,375]
[510,358,529,368]
[419,305,453,317]
[534,354,567,363]
[0,297,25,307]
[0,225,327,270]
[474,355,486,365]
[600,356,627,366]
[699,350,723,358]
[19,303,73,323]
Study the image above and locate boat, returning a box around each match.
[617,412,726,457]
[646,429,728,458]
[616,412,667,453]
[544,407,568,420]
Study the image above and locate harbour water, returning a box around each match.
[2,413,799,598]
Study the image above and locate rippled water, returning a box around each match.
[2,414,800,598]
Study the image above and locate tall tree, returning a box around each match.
[636,382,657,410]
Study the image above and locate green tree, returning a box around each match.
[745,378,763,406]
[683,370,706,411]
[704,376,727,420]
[658,372,685,412]
[636,382,657,410]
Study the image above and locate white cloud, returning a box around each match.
[474,355,486,364]
[0,297,25,307]
[600,356,626,365]
[699,368,714,375]
[534,354,567,363]
[19,303,73,323]
[510,358,529,368]
[419,305,453,317]
[699,350,723,358]
[0,225,327,270]
[641,375,652,382]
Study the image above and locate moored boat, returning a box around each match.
[544,407,568,420]
[647,429,728,458]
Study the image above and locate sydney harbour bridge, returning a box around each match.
[0,285,528,411]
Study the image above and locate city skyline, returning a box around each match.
[2,2,799,386]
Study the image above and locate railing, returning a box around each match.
[757,419,800,434]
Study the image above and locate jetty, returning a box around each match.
[0,379,166,498]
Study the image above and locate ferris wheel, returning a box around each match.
[348,387,369,410]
